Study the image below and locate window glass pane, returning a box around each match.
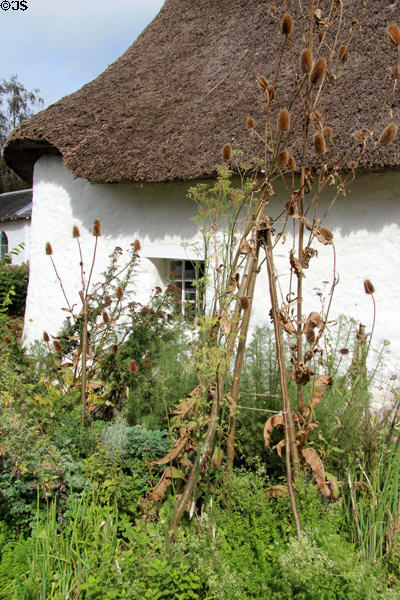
[184,261,196,279]
[185,288,196,301]
[170,261,182,279]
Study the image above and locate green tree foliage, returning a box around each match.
[0,75,44,192]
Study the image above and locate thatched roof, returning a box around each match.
[4,0,400,184]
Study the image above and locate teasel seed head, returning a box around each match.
[392,64,400,79]
[319,226,333,242]
[310,110,323,128]
[45,242,53,255]
[379,123,398,146]
[239,296,250,310]
[111,344,118,354]
[222,143,232,161]
[281,13,293,35]
[287,154,297,170]
[3,336,11,345]
[310,57,327,87]
[323,126,333,138]
[246,116,255,129]
[277,108,290,132]
[92,219,101,237]
[364,279,375,294]
[256,75,269,91]
[129,359,138,373]
[116,286,124,299]
[313,132,326,155]
[43,331,50,343]
[72,225,80,238]
[133,239,141,252]
[53,340,62,353]
[387,23,400,47]
[104,295,112,306]
[300,48,313,74]
[102,311,110,324]
[338,45,349,63]
[276,150,290,169]
[265,85,275,103]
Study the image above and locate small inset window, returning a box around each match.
[0,232,8,261]
[169,259,204,316]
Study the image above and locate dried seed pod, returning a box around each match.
[129,359,138,373]
[281,13,293,35]
[387,23,400,47]
[338,45,349,63]
[287,154,297,170]
[265,85,275,103]
[239,296,250,310]
[104,295,112,306]
[116,286,124,299]
[323,126,333,138]
[313,132,326,155]
[256,75,269,91]
[43,331,50,343]
[53,340,62,353]
[300,48,313,74]
[133,239,141,252]
[364,279,375,294]
[72,225,80,238]
[111,344,118,354]
[93,219,101,237]
[319,226,333,242]
[102,311,110,324]
[45,242,53,255]
[310,111,323,128]
[392,64,400,79]
[222,143,232,161]
[339,348,349,355]
[277,108,290,132]
[246,116,255,129]
[3,336,11,345]
[310,57,327,87]
[379,123,398,146]
[276,150,289,169]
[348,160,358,170]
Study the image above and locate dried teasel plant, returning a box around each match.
[164,2,399,544]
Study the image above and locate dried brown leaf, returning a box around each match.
[264,413,284,449]
[289,361,314,385]
[290,249,304,277]
[301,447,331,497]
[151,467,173,502]
[265,484,289,498]
[304,311,324,343]
[276,439,286,458]
[279,311,296,335]
[311,375,333,407]
[150,435,188,466]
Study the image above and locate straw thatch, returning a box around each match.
[3,0,400,184]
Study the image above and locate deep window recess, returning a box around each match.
[169,259,204,316]
[0,232,8,261]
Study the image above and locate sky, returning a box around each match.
[1,0,165,108]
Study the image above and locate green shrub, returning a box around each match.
[0,263,29,316]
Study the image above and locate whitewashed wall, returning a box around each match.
[24,156,400,381]
[0,219,30,264]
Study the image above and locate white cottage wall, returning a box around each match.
[0,220,30,264]
[24,156,400,381]
[23,156,204,345]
